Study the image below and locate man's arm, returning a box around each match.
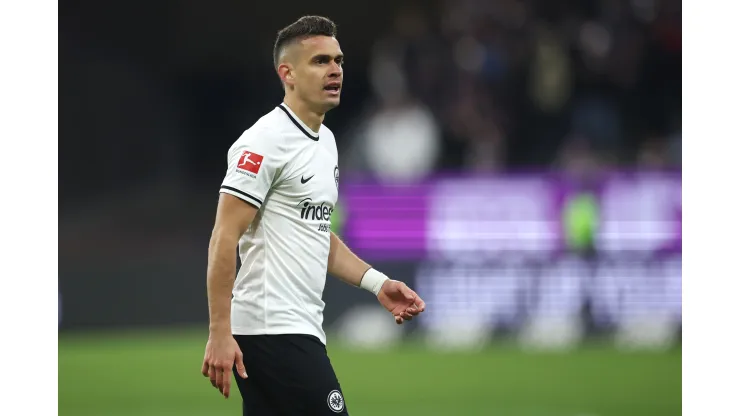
[202,193,256,398]
[328,231,425,323]
[327,231,373,288]
[207,194,258,335]
[204,133,278,398]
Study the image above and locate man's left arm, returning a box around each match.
[327,231,372,288]
[328,232,426,324]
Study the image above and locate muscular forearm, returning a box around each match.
[207,231,239,335]
[328,232,371,286]
[328,232,389,296]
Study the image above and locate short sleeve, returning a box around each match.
[220,133,282,209]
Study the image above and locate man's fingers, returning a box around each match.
[410,296,425,312]
[222,367,232,398]
[215,366,224,393]
[394,312,412,323]
[401,285,426,311]
[401,284,416,302]
[235,354,248,379]
[201,360,209,377]
[407,305,422,315]
[208,366,217,388]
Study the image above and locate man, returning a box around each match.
[201,15,426,416]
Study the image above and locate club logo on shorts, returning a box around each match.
[327,389,344,413]
[334,165,339,189]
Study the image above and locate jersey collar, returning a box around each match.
[277,103,320,141]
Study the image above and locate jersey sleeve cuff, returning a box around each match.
[220,186,263,209]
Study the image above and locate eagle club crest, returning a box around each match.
[327,389,344,413]
[334,165,339,189]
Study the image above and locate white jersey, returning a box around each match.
[219,103,339,345]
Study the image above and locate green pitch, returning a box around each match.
[59,329,680,416]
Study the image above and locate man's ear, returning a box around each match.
[278,63,295,87]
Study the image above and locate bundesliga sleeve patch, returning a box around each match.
[236,151,264,174]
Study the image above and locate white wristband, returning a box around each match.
[359,268,389,296]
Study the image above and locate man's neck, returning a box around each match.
[282,96,324,133]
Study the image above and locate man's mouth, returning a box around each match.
[324,82,341,93]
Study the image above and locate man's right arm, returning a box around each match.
[204,132,280,398]
[207,193,259,337]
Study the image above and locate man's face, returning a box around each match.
[288,36,344,111]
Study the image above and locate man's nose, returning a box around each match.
[328,63,341,78]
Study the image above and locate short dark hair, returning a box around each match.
[273,16,337,69]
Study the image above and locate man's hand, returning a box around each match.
[201,333,248,399]
[377,280,426,324]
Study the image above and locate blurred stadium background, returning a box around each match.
[59,0,681,415]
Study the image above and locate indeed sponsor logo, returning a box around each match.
[298,198,334,221]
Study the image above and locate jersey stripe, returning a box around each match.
[220,186,263,207]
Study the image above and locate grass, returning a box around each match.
[59,328,680,416]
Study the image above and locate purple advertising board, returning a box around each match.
[340,172,682,331]
[340,172,682,260]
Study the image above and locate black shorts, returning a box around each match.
[232,334,349,416]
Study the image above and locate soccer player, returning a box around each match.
[201,15,426,415]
